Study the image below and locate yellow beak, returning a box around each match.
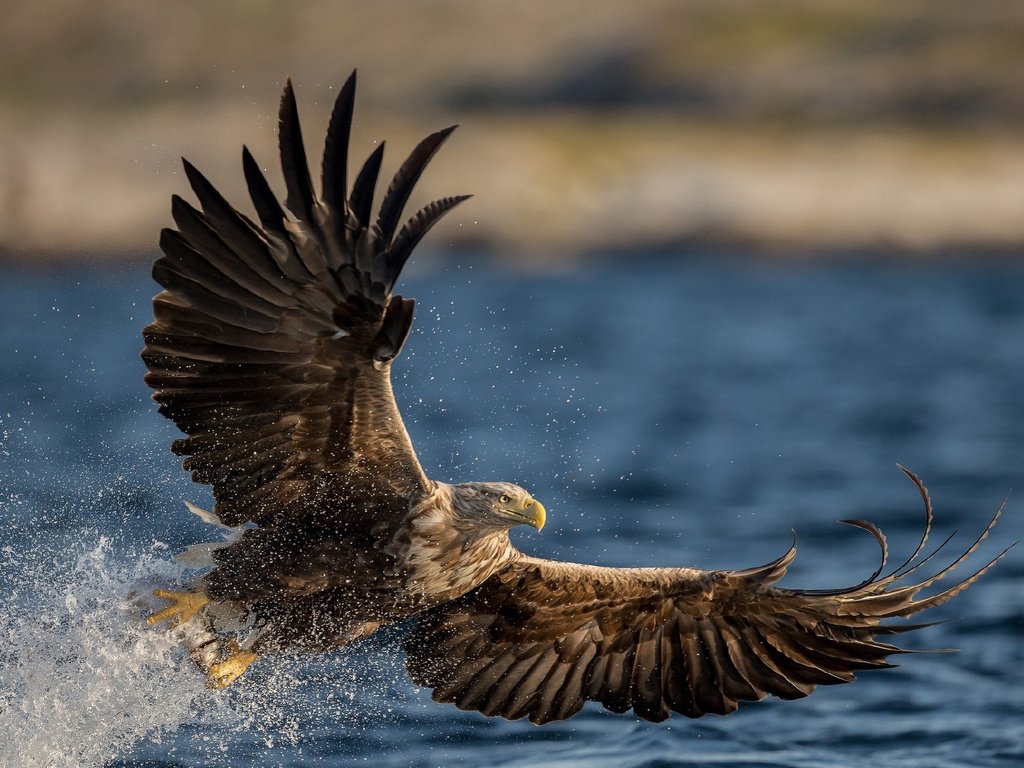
[501,497,546,531]
[526,499,546,531]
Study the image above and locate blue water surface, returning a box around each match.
[0,254,1021,767]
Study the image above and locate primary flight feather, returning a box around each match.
[143,72,1009,723]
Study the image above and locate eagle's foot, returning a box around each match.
[147,588,209,627]
[208,641,258,689]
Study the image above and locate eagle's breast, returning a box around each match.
[383,483,518,606]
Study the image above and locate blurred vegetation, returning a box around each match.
[2,0,1023,261]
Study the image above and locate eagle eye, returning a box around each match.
[499,494,510,504]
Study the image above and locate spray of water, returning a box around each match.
[0,534,208,766]
[0,516,422,767]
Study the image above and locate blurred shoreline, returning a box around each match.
[3,1,1023,264]
[4,242,1023,273]
[4,112,1023,265]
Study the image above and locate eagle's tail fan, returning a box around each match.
[174,501,245,568]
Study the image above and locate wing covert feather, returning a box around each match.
[405,471,1011,724]
[142,72,469,527]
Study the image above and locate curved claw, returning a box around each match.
[147,588,209,627]
[208,647,259,688]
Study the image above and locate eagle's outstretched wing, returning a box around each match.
[405,470,1010,724]
[142,71,468,527]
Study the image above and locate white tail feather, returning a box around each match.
[175,501,245,568]
[184,500,231,529]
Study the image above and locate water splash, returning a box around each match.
[0,534,210,766]
[0,519,425,766]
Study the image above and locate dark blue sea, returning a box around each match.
[0,255,1021,767]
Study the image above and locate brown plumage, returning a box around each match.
[143,72,1011,718]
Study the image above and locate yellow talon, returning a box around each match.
[208,649,259,689]
[147,588,208,627]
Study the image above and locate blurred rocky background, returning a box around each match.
[2,0,1023,263]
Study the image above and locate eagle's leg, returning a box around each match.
[147,588,209,627]
[148,588,256,686]
[208,639,259,689]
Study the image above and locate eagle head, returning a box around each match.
[450,481,546,532]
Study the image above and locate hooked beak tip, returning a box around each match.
[532,500,546,532]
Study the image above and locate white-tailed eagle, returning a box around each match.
[143,72,1010,724]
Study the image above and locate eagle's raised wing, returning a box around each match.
[142,71,468,527]
[405,470,1010,724]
